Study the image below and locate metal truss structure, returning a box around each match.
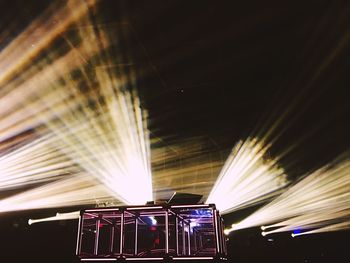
[76,204,227,262]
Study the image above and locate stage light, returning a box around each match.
[206,138,288,214]
[149,216,157,225]
[224,229,231,235]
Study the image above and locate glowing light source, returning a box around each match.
[149,216,157,225]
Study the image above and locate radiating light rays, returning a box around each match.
[0,133,78,190]
[0,0,153,212]
[42,80,153,204]
[0,175,120,213]
[206,138,288,214]
[227,154,350,235]
[0,21,109,142]
[291,221,350,237]
[0,0,95,87]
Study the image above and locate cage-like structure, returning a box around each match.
[76,204,227,261]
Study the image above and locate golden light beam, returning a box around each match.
[0,133,77,189]
[0,0,96,87]
[0,174,121,213]
[0,23,109,142]
[291,221,350,237]
[229,154,350,235]
[0,0,153,211]
[206,138,288,214]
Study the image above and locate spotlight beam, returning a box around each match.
[206,139,288,214]
[232,154,350,235]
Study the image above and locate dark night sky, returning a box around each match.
[0,0,349,262]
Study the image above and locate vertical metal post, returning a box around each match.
[194,230,197,253]
[134,217,138,256]
[217,214,222,254]
[110,225,115,254]
[120,212,124,255]
[182,220,186,255]
[75,215,83,255]
[199,235,203,250]
[94,219,100,255]
[187,223,191,255]
[165,210,169,254]
[213,210,220,254]
[221,218,227,255]
[175,216,179,255]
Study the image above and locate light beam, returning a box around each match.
[206,138,288,214]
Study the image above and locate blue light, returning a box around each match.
[293,228,301,234]
[191,209,212,216]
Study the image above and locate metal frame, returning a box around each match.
[76,204,227,261]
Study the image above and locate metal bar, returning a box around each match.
[173,257,214,260]
[81,259,117,261]
[222,218,227,255]
[187,223,191,255]
[174,257,214,260]
[84,213,99,218]
[94,219,101,255]
[217,214,222,254]
[168,210,177,216]
[85,208,119,212]
[134,218,138,256]
[75,215,83,255]
[213,210,220,254]
[194,230,197,253]
[165,210,169,254]
[102,217,114,225]
[170,204,210,209]
[120,212,124,254]
[126,206,162,211]
[110,225,115,254]
[175,216,179,255]
[125,258,163,261]
[182,220,185,255]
